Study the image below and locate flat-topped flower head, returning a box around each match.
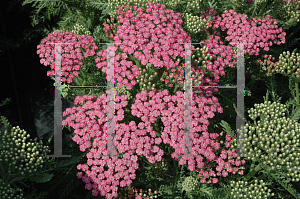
[37,31,98,84]
[203,9,286,56]
[98,2,195,90]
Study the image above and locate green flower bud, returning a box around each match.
[182,176,198,192]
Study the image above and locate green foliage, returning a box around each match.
[89,0,115,22]
[22,0,65,27]
[0,116,12,135]
[291,107,300,121]
[24,189,48,199]
[0,98,11,107]
[210,182,232,199]
[264,75,282,103]
[262,164,300,199]
[219,120,236,139]
[28,173,54,184]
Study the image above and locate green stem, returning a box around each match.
[296,80,299,107]
[128,54,144,92]
[173,84,179,94]
[0,10,23,129]
[73,76,82,86]
[161,71,166,80]
[289,78,294,98]
[172,158,178,198]
[251,4,257,19]
[8,175,26,185]
[244,162,263,182]
[0,163,8,183]
[258,3,264,16]
[216,92,236,106]
[129,54,141,68]
[81,69,87,82]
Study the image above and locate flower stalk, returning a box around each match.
[244,162,263,182]
[295,80,299,106]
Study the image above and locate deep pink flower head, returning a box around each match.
[37,30,98,84]
[131,89,245,182]
[62,92,141,198]
[208,9,286,56]
[97,2,195,90]
[57,4,250,198]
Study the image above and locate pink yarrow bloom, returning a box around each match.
[207,9,286,56]
[37,30,98,84]
[99,2,195,90]
[58,4,251,199]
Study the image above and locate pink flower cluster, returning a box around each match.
[257,54,279,76]
[37,31,98,83]
[209,9,286,55]
[95,46,139,89]
[99,2,195,89]
[198,9,286,56]
[131,89,245,184]
[62,93,141,198]
[196,132,246,183]
[61,87,245,197]
[42,4,258,198]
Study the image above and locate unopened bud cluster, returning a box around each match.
[0,179,24,199]
[254,0,267,5]
[230,180,274,198]
[259,51,300,80]
[60,84,70,98]
[285,1,300,24]
[191,46,212,68]
[0,127,51,177]
[191,46,212,86]
[52,29,66,34]
[185,0,203,10]
[137,63,157,91]
[185,13,208,35]
[71,24,91,36]
[115,85,132,100]
[152,157,168,177]
[240,101,300,182]
[182,176,199,192]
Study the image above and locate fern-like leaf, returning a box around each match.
[0,116,12,134]
[219,120,236,139]
[0,98,11,107]
[289,106,300,122]
[28,172,54,183]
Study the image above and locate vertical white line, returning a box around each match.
[236,43,247,158]
[184,43,193,157]
[106,43,117,157]
[47,43,71,157]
